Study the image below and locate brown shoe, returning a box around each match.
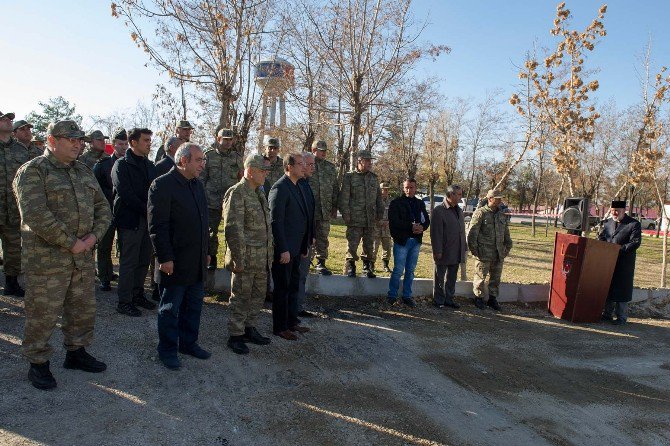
[275,330,298,341]
[290,325,310,333]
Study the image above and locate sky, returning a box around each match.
[1,0,669,123]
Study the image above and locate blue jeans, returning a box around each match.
[157,281,205,358]
[388,238,421,300]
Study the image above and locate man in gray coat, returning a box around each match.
[430,185,466,309]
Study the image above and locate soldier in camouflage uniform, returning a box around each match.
[262,136,284,195]
[13,120,111,390]
[31,135,46,151]
[466,189,513,311]
[309,140,339,275]
[337,150,384,278]
[223,154,273,355]
[155,119,193,162]
[201,128,244,270]
[78,130,110,170]
[0,116,43,297]
[373,183,392,273]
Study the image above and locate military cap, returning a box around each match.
[311,140,327,150]
[112,128,127,141]
[356,150,375,159]
[12,120,32,131]
[379,182,390,189]
[244,154,272,170]
[217,128,234,139]
[176,120,194,129]
[0,111,15,120]
[86,130,109,140]
[47,120,86,139]
[263,135,280,147]
[485,189,503,199]
[31,135,45,143]
[610,199,627,208]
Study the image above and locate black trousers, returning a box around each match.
[271,255,301,333]
[433,263,459,305]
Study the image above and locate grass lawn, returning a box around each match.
[217,218,668,289]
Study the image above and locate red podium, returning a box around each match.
[548,233,620,322]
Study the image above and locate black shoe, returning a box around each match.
[243,327,271,345]
[345,261,356,278]
[382,260,392,273]
[133,294,156,310]
[612,318,627,326]
[474,298,486,309]
[207,255,217,271]
[315,259,333,276]
[227,336,250,354]
[63,348,107,373]
[159,355,181,370]
[151,285,161,302]
[487,299,502,312]
[4,276,25,297]
[28,361,57,390]
[601,314,614,322]
[402,298,416,308]
[444,300,461,309]
[179,344,211,359]
[387,296,398,305]
[99,281,112,292]
[111,273,119,281]
[362,261,377,278]
[117,302,142,317]
[298,310,317,318]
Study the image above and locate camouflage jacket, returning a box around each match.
[263,156,284,193]
[308,157,339,221]
[222,177,273,272]
[13,150,112,274]
[338,169,383,228]
[467,204,513,261]
[377,196,392,235]
[78,149,109,170]
[201,147,244,210]
[2,138,43,226]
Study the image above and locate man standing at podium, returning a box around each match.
[598,200,641,325]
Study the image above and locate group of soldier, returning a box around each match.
[0,107,637,390]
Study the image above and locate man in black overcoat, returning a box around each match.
[148,143,210,369]
[598,199,642,325]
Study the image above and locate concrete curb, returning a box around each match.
[206,269,665,303]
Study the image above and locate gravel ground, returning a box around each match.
[1,280,669,446]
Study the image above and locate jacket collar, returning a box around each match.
[45,149,75,169]
[125,148,147,166]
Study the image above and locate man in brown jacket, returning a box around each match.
[430,185,466,309]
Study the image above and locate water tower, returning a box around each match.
[255,58,294,150]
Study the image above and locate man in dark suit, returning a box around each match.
[148,143,210,369]
[92,128,127,291]
[155,136,183,177]
[598,199,642,325]
[430,184,466,309]
[268,153,311,340]
[297,152,316,318]
[112,127,158,316]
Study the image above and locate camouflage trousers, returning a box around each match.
[313,219,331,261]
[208,208,223,257]
[0,224,21,276]
[473,257,504,300]
[345,226,375,262]
[22,268,96,364]
[373,222,391,262]
[96,224,115,282]
[228,270,267,336]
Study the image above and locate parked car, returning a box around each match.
[422,194,444,211]
[630,213,657,230]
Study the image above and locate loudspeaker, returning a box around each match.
[561,197,589,234]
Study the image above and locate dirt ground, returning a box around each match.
[1,284,669,446]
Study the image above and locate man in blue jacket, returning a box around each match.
[112,128,157,316]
